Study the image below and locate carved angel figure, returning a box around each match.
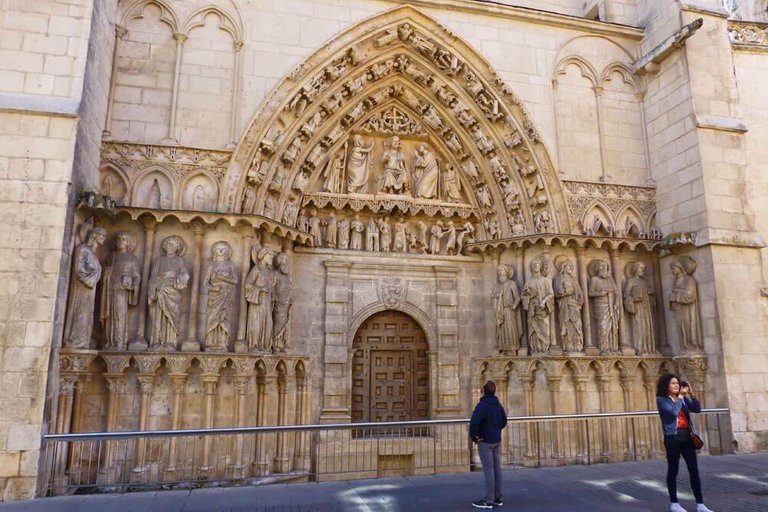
[204,241,239,352]
[413,143,439,199]
[100,230,140,350]
[65,226,107,349]
[148,235,190,350]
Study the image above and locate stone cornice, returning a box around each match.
[677,0,729,19]
[0,92,80,118]
[385,0,644,39]
[465,233,660,254]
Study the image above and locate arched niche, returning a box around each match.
[581,201,615,236]
[99,165,129,205]
[222,5,571,238]
[180,170,219,211]
[133,167,174,209]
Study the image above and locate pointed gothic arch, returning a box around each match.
[222,6,571,238]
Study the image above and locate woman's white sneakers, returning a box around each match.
[696,505,714,512]
[670,503,688,512]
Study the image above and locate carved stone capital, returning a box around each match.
[115,25,128,39]
[173,32,188,44]
[59,375,78,395]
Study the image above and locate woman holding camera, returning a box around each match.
[656,373,713,512]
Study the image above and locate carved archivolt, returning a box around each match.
[222,6,571,240]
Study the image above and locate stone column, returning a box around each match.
[292,368,310,471]
[593,86,609,182]
[609,249,633,355]
[576,249,597,355]
[252,371,270,476]
[130,219,157,351]
[520,375,536,462]
[597,375,611,459]
[228,41,244,147]
[165,374,186,475]
[231,375,251,477]
[643,375,662,457]
[66,376,89,481]
[573,375,589,459]
[273,371,291,473]
[652,258,672,355]
[102,25,128,139]
[427,351,439,419]
[99,374,124,482]
[547,376,563,459]
[183,222,205,351]
[620,375,634,459]
[163,32,187,144]
[52,376,76,490]
[200,374,219,472]
[235,228,255,353]
[133,375,154,475]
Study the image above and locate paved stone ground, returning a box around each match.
[1,453,766,511]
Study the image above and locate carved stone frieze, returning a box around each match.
[728,21,768,47]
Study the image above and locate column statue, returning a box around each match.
[100,230,140,350]
[588,259,619,354]
[203,241,239,352]
[521,258,554,353]
[669,256,703,351]
[492,264,523,352]
[64,226,107,349]
[245,247,274,352]
[624,261,656,354]
[272,252,291,353]
[148,235,190,350]
[553,256,583,353]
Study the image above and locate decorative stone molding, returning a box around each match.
[729,21,768,48]
[465,234,660,255]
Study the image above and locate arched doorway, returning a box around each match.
[351,310,429,422]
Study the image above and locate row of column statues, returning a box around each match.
[492,255,703,355]
[297,210,476,255]
[64,227,292,354]
[322,135,464,202]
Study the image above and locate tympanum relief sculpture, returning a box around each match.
[100,231,140,351]
[669,256,703,352]
[64,226,107,349]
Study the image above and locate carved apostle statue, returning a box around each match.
[492,265,523,352]
[64,226,107,349]
[379,136,408,194]
[522,258,554,354]
[553,257,584,353]
[245,247,275,352]
[346,135,375,193]
[350,214,365,250]
[623,261,656,355]
[204,241,239,352]
[272,252,292,353]
[148,235,190,351]
[100,230,140,350]
[588,259,619,354]
[669,256,703,351]
[338,217,351,250]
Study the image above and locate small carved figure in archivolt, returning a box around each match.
[350,214,365,250]
[456,222,475,253]
[444,221,458,255]
[379,136,408,194]
[325,213,338,248]
[588,259,620,354]
[204,241,239,352]
[553,257,584,353]
[322,143,347,194]
[429,221,447,255]
[148,235,190,351]
[308,209,324,247]
[272,252,291,353]
[624,261,656,355]
[100,230,140,351]
[296,209,309,233]
[492,265,523,352]
[413,143,439,199]
[64,226,107,349]
[670,256,703,351]
[245,247,274,352]
[522,258,554,354]
[347,135,374,194]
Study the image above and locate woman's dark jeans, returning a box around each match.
[664,433,703,503]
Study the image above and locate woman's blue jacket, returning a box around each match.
[656,395,701,436]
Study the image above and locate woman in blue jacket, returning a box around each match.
[656,373,713,512]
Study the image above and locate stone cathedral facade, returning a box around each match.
[2,0,768,501]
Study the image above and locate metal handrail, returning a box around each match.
[43,408,730,441]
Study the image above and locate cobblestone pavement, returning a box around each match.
[1,453,766,511]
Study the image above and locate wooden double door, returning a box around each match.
[351,311,429,422]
